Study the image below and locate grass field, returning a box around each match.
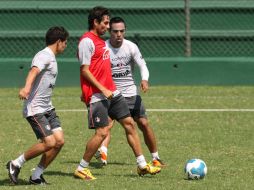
[0,86,253,190]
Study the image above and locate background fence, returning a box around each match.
[0,0,254,87]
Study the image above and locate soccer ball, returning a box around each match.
[184,159,207,180]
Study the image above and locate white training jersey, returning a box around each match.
[23,47,57,117]
[106,39,149,97]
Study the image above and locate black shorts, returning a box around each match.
[125,95,147,119]
[87,94,130,129]
[26,109,61,139]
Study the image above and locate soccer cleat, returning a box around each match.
[152,159,166,167]
[74,168,96,180]
[137,164,161,176]
[95,150,107,165]
[6,161,20,184]
[29,175,48,185]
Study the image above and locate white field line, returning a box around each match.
[55,108,254,112]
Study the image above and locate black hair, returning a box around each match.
[45,26,69,46]
[109,16,126,31]
[88,6,110,30]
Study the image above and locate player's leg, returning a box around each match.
[129,95,165,167]
[30,128,64,184]
[132,95,165,167]
[95,119,114,165]
[135,117,157,154]
[28,110,65,184]
[34,109,64,169]
[7,113,57,184]
[38,129,64,170]
[135,117,165,167]
[109,94,161,176]
[74,126,109,180]
[74,100,110,180]
[118,116,143,156]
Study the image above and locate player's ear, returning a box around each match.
[94,19,99,26]
[56,39,60,44]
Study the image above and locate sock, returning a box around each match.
[77,159,89,171]
[151,152,160,160]
[136,155,147,169]
[100,146,108,155]
[32,165,44,180]
[12,154,26,168]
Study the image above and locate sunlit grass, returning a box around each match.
[0,86,253,190]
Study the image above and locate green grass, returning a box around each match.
[0,86,254,189]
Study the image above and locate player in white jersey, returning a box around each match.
[6,26,69,185]
[95,17,165,167]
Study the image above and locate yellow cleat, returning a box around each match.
[152,159,166,167]
[137,164,161,176]
[74,168,96,180]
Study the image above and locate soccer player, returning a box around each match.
[95,17,165,167]
[6,26,69,185]
[74,6,161,180]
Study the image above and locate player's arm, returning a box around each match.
[132,44,149,93]
[80,65,113,99]
[19,66,40,100]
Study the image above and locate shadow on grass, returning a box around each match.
[61,160,133,168]
[61,160,104,169]
[44,170,74,177]
[0,178,30,186]
[107,161,134,166]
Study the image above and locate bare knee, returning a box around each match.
[53,129,65,149]
[120,117,136,132]
[43,138,56,150]
[96,127,109,140]
[55,138,65,149]
[136,118,149,131]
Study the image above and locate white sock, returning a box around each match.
[77,159,89,171]
[32,165,44,180]
[151,152,160,160]
[100,146,108,155]
[12,154,26,168]
[136,155,147,169]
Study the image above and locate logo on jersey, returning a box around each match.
[95,117,100,123]
[45,125,51,130]
[112,70,130,78]
[49,83,55,89]
[103,47,110,60]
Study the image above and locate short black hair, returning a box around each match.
[45,26,69,46]
[109,17,126,31]
[88,6,110,30]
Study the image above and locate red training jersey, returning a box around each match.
[78,31,116,104]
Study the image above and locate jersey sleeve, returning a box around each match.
[132,43,149,81]
[78,37,95,66]
[31,52,50,71]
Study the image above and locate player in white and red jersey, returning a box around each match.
[96,17,165,167]
[6,26,69,185]
[74,6,161,180]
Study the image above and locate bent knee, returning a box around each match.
[44,140,56,150]
[96,127,110,139]
[55,139,65,148]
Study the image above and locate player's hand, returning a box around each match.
[102,89,113,100]
[140,80,149,93]
[19,88,30,100]
[80,94,85,103]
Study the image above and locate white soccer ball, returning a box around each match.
[184,158,207,180]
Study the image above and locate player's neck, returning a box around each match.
[90,30,99,37]
[47,45,57,55]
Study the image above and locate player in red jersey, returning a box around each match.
[74,6,161,180]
